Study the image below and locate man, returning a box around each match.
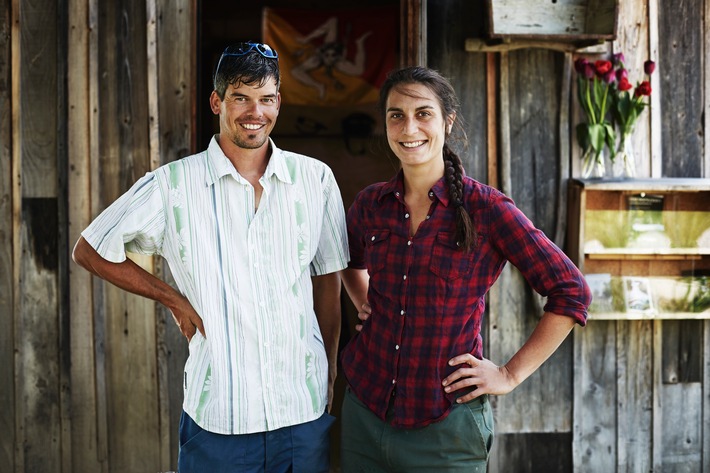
[72,42,348,472]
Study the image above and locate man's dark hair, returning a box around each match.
[213,43,281,99]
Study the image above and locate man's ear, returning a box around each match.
[209,90,221,115]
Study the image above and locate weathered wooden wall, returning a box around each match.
[429,1,710,473]
[2,0,709,472]
[1,0,14,471]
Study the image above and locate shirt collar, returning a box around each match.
[204,136,293,187]
[377,169,451,207]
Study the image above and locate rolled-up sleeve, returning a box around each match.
[489,193,591,326]
[81,172,166,263]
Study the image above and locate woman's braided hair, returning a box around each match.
[378,66,476,251]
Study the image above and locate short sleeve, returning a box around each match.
[310,168,349,276]
[81,172,166,263]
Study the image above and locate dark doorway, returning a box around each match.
[197,2,401,470]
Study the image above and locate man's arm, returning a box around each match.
[312,271,342,410]
[72,236,205,340]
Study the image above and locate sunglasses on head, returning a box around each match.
[214,42,278,83]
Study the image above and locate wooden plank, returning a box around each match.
[400,0,425,67]
[652,319,663,471]
[487,0,616,40]
[98,0,160,470]
[498,51,511,196]
[661,383,703,471]
[508,48,562,237]
[11,0,21,468]
[613,0,651,177]
[662,320,702,383]
[658,0,703,178]
[153,0,195,468]
[18,199,62,473]
[648,0,662,177]
[56,2,72,472]
[555,52,572,246]
[490,433,572,473]
[616,320,653,472]
[573,321,617,472]
[67,0,104,470]
[105,266,161,473]
[426,0,488,183]
[703,320,710,472]
[0,0,14,469]
[705,0,710,177]
[16,0,62,470]
[19,0,58,198]
[486,53,497,189]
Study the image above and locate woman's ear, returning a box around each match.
[446,113,456,135]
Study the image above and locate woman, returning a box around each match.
[339,66,591,472]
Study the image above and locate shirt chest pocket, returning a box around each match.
[429,231,476,280]
[364,229,390,275]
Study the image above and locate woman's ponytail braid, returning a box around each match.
[443,144,476,251]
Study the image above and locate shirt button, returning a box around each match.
[395,192,400,197]
[392,379,396,384]
[395,345,400,350]
[426,215,430,220]
[400,310,405,316]
[407,240,412,246]
[404,213,410,219]
[429,191,434,197]
[403,275,407,280]
[371,236,376,241]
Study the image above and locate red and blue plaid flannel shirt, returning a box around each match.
[340,170,590,428]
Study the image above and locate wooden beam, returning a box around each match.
[486,53,498,189]
[498,51,511,196]
[649,0,662,177]
[400,0,426,66]
[465,38,608,54]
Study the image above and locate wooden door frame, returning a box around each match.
[401,0,427,66]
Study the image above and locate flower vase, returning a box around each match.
[581,146,607,179]
[612,134,636,178]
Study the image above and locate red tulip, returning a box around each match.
[634,80,652,97]
[583,63,595,80]
[644,60,656,75]
[618,77,633,91]
[612,53,625,66]
[595,60,613,76]
[574,58,589,74]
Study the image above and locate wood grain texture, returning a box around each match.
[613,0,651,177]
[19,0,58,198]
[615,320,653,472]
[153,0,195,468]
[573,321,617,472]
[0,0,14,468]
[97,1,160,470]
[67,0,104,470]
[427,0,488,184]
[658,0,703,178]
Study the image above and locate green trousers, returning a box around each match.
[340,388,494,473]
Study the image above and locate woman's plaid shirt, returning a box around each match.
[340,171,590,428]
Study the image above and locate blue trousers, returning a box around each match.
[178,410,335,473]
